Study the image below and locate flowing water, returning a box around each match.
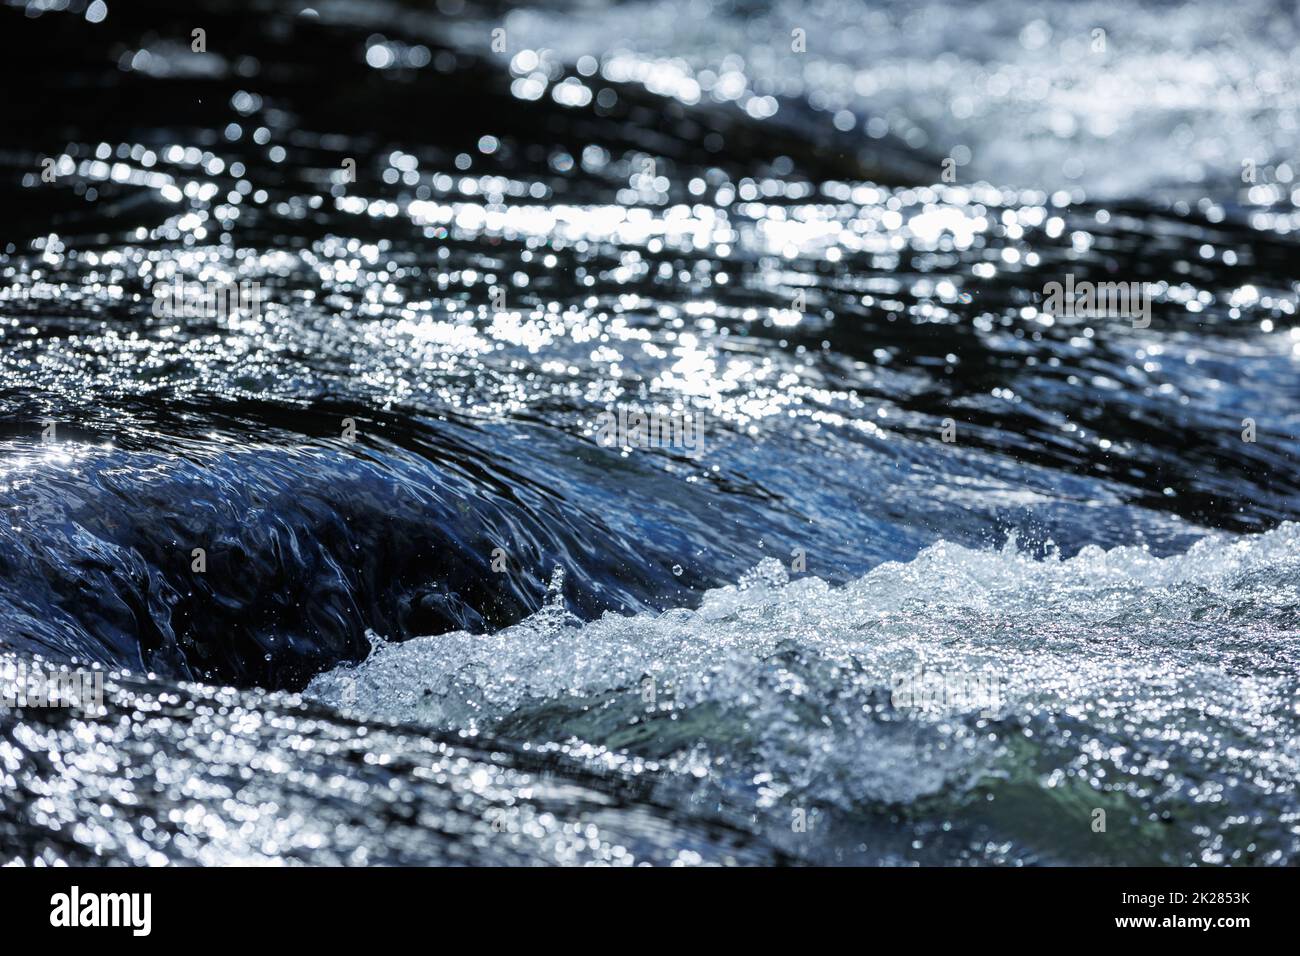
[1,0,1298,865]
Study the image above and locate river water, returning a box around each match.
[1,0,1298,865]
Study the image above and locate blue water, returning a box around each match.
[1,0,1298,865]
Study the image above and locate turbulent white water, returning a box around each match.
[3,0,1299,867]
[457,0,1300,198]
[309,523,1300,864]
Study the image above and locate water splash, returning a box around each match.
[308,524,1300,864]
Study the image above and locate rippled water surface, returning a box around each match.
[1,0,1298,865]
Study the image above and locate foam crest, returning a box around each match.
[308,525,1300,862]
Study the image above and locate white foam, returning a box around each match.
[308,524,1300,827]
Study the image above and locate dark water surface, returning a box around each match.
[1,0,1299,865]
